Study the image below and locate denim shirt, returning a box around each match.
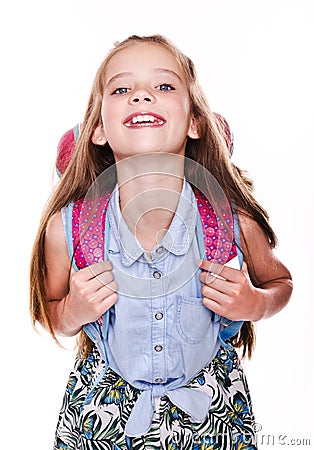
[62,180,242,437]
[103,181,226,436]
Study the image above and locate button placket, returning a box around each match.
[150,262,166,384]
[152,304,165,382]
[152,338,165,384]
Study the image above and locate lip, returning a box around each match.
[123,111,166,128]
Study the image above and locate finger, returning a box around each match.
[202,284,229,304]
[200,269,227,284]
[86,261,113,280]
[98,292,119,316]
[198,260,224,276]
[200,273,242,299]
[94,281,118,302]
[202,296,226,318]
[87,270,115,291]
[219,264,244,282]
[199,271,229,291]
[199,260,243,283]
[198,260,229,282]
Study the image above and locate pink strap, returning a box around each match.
[72,189,236,268]
[194,188,236,264]
[72,194,111,269]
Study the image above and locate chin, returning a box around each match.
[115,147,166,159]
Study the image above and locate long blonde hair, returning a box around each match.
[30,35,276,358]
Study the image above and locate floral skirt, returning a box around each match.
[53,345,258,450]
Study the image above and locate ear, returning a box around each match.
[92,124,107,146]
[187,117,200,139]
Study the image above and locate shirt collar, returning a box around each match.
[162,180,198,255]
[107,180,198,266]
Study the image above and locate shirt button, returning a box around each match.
[153,270,162,279]
[155,377,164,383]
[156,246,163,254]
[155,312,163,320]
[154,344,163,352]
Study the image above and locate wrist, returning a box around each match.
[55,296,83,336]
[252,288,268,322]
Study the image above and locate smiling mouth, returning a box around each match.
[123,112,166,128]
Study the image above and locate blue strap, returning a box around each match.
[219,320,243,350]
[195,213,221,324]
[61,201,110,362]
[61,203,78,271]
[73,123,80,142]
[233,206,243,268]
[195,210,244,347]
[83,208,111,405]
[101,212,111,338]
[85,212,111,350]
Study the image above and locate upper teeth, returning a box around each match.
[131,115,158,124]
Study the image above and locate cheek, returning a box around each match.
[171,95,191,120]
[182,97,191,117]
[174,99,192,131]
[101,104,120,138]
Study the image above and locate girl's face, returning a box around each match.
[94,43,199,161]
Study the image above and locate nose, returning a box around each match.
[132,96,151,103]
[129,88,154,104]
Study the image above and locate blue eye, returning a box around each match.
[112,87,129,95]
[158,84,174,91]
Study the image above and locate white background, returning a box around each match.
[0,1,313,448]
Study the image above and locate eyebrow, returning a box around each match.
[153,68,182,81]
[106,68,183,86]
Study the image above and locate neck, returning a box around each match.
[116,153,185,253]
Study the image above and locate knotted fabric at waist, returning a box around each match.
[125,384,212,437]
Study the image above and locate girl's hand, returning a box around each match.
[44,212,119,336]
[199,260,264,322]
[63,261,118,332]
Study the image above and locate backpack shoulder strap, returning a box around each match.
[61,193,111,339]
[194,188,237,264]
[194,188,244,349]
[62,194,110,269]
[61,202,77,269]
[71,195,111,268]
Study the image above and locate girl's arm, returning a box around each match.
[199,213,293,322]
[44,212,118,337]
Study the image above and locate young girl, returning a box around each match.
[30,35,292,450]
